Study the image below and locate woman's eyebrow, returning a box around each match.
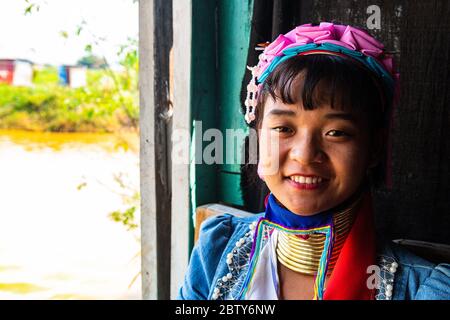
[266,109,297,117]
[324,112,357,123]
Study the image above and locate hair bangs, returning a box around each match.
[256,54,384,129]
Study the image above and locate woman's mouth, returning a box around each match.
[286,174,328,190]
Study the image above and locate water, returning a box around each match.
[0,130,141,299]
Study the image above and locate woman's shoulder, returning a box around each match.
[193,213,261,258]
[200,212,263,236]
[198,213,263,261]
[177,212,263,300]
[196,212,263,262]
[379,240,450,300]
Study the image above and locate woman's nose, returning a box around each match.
[289,135,325,165]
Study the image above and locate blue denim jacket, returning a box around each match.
[177,213,450,300]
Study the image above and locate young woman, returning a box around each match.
[177,22,450,300]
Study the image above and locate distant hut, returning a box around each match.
[0,59,33,86]
[58,65,87,88]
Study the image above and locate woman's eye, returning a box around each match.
[326,130,349,137]
[272,126,293,133]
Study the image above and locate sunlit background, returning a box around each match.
[0,0,140,299]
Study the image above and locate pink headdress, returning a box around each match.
[244,22,399,124]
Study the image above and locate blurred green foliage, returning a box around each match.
[0,64,138,132]
[107,172,140,232]
[15,0,139,133]
[109,207,138,231]
[33,67,59,85]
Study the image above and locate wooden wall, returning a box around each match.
[240,0,450,244]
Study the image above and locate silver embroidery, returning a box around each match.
[212,221,273,300]
[375,255,398,300]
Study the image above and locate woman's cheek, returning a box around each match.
[258,130,284,176]
[330,144,369,187]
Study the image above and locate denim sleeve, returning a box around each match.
[415,263,450,300]
[176,214,233,300]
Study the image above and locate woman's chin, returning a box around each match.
[276,179,339,215]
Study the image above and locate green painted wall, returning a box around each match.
[191,0,232,205]
[190,1,254,251]
[190,0,220,252]
[217,0,254,206]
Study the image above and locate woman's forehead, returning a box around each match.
[264,96,363,118]
[264,98,363,124]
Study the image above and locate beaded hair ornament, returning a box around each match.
[244,22,398,124]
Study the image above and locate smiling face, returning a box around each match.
[255,55,386,215]
[259,96,376,215]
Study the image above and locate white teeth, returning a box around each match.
[290,175,323,184]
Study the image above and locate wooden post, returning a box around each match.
[139,0,158,300]
[170,0,192,299]
[140,0,173,300]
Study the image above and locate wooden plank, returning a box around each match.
[240,0,449,243]
[393,239,450,264]
[139,0,158,300]
[153,0,173,300]
[170,0,193,299]
[140,0,173,300]
[384,0,450,244]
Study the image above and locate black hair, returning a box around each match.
[253,54,390,133]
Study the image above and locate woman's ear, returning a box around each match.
[256,129,265,181]
[257,161,265,181]
[368,128,386,169]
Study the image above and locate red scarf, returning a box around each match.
[324,192,376,300]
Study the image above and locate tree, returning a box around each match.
[77,54,107,69]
